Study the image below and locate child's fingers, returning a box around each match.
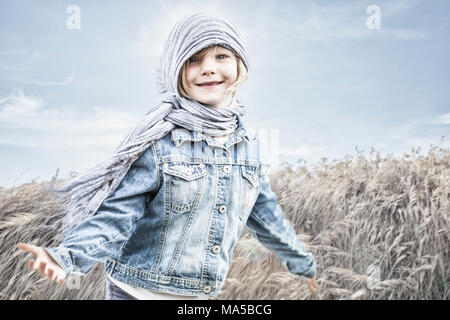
[28,259,35,270]
[54,270,65,283]
[47,268,54,279]
[17,243,39,257]
[47,273,55,282]
[49,269,61,283]
[57,272,66,283]
[38,260,47,274]
[27,258,58,282]
[29,259,42,274]
[307,279,318,292]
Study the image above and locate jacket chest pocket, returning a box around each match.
[163,162,206,214]
[239,165,260,220]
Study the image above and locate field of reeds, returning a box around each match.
[0,145,448,300]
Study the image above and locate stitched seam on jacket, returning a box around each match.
[152,140,162,191]
[84,212,142,257]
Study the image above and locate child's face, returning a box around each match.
[184,46,238,109]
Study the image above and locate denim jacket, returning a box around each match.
[44,116,316,297]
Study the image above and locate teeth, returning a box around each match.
[200,82,221,86]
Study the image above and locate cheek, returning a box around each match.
[226,61,238,83]
[184,67,197,88]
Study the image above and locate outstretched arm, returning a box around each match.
[17,143,160,283]
[246,171,318,292]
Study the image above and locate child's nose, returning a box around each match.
[200,57,217,75]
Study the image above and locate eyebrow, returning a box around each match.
[216,47,231,53]
[192,49,230,57]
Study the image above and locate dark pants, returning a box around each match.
[104,276,138,300]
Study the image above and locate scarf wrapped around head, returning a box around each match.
[50,12,250,238]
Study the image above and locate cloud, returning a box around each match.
[280,145,314,157]
[0,64,31,71]
[28,67,74,86]
[379,113,450,156]
[0,88,45,116]
[436,112,450,125]
[0,50,27,56]
[279,143,332,163]
[128,25,165,61]
[0,89,143,150]
[128,1,235,62]
[266,0,429,43]
[275,111,450,167]
[0,68,75,86]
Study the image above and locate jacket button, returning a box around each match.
[219,205,227,214]
[223,165,231,173]
[202,286,212,294]
[212,245,221,254]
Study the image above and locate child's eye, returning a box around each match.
[188,54,228,64]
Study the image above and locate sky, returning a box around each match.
[0,0,449,188]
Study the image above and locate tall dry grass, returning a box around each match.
[0,178,104,300]
[0,146,448,300]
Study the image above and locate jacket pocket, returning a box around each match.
[163,162,206,214]
[239,164,260,220]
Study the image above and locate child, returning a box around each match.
[17,12,318,300]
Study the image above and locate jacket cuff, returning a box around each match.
[42,247,75,277]
[301,264,317,279]
[282,256,317,279]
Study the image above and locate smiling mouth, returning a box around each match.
[196,81,224,87]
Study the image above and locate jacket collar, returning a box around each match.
[171,115,255,148]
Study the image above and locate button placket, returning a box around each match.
[206,158,230,286]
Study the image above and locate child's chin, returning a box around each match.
[194,96,222,106]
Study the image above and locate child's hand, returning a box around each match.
[307,277,319,293]
[17,242,67,284]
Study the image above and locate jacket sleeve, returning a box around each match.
[245,171,317,279]
[43,143,160,278]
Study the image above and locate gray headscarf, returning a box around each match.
[50,12,249,238]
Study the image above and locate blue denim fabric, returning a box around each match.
[44,116,316,298]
